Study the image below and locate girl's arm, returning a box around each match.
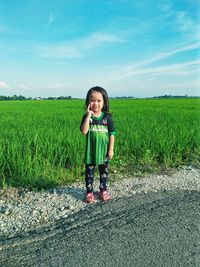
[108,135,115,160]
[81,104,93,135]
[81,115,91,135]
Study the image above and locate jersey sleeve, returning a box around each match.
[107,114,117,136]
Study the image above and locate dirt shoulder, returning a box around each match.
[0,167,200,239]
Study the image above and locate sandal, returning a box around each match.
[100,190,111,201]
[86,192,96,203]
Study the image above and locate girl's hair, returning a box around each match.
[85,86,110,112]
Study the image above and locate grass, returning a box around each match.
[0,98,199,189]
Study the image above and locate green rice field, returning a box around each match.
[0,98,199,189]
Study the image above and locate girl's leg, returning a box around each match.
[85,164,95,193]
[98,160,109,192]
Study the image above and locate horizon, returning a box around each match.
[0,93,199,100]
[0,0,199,98]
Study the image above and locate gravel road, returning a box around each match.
[0,167,200,266]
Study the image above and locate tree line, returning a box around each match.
[0,94,198,101]
[0,95,72,101]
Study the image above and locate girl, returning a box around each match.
[80,86,116,203]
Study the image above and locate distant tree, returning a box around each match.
[18,95,26,100]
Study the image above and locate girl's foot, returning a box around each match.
[86,192,96,203]
[99,190,111,201]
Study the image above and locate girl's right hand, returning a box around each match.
[86,104,94,118]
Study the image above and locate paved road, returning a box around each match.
[0,190,200,267]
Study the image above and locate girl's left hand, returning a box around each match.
[108,150,114,160]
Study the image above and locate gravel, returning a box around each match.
[0,166,199,239]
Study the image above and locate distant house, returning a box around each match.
[34,97,43,100]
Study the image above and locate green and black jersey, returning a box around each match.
[80,112,116,165]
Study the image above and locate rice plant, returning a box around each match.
[0,98,199,188]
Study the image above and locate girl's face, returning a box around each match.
[89,91,104,114]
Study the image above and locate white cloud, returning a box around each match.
[159,2,172,13]
[110,41,200,74]
[106,60,200,81]
[78,33,123,50]
[175,11,195,33]
[158,3,198,38]
[141,42,200,66]
[38,45,82,58]
[167,9,197,36]
[0,81,10,90]
[47,11,54,26]
[140,60,200,78]
[89,42,200,82]
[36,32,124,58]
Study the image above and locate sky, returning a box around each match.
[0,0,199,98]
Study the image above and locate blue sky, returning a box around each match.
[0,0,199,98]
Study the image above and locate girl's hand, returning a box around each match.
[86,104,94,118]
[108,150,114,160]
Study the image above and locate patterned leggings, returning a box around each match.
[85,161,109,193]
